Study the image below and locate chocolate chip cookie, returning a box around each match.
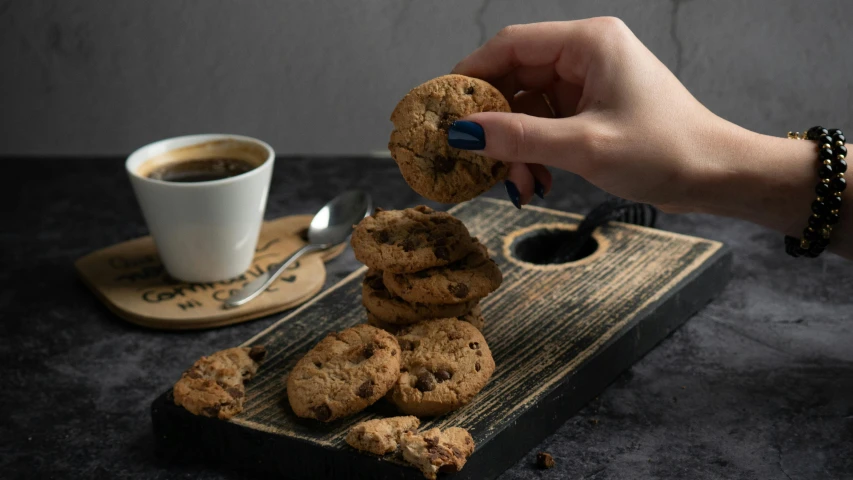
[400,427,475,479]
[351,206,475,274]
[362,269,477,325]
[173,345,267,420]
[345,416,420,456]
[388,319,495,417]
[389,74,511,203]
[287,325,401,422]
[383,240,501,305]
[367,305,485,333]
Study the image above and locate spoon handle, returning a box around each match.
[223,244,324,308]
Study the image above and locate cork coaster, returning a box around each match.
[75,215,345,330]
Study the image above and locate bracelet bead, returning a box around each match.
[785,126,846,258]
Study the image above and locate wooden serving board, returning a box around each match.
[151,198,732,478]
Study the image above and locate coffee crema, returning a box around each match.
[146,157,257,183]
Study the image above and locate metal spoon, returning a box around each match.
[223,190,372,308]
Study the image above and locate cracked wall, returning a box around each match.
[0,0,850,156]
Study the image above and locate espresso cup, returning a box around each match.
[126,134,275,283]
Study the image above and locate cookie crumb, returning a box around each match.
[536,452,555,469]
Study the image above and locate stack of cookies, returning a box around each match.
[352,205,501,333]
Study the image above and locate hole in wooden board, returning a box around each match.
[510,228,598,265]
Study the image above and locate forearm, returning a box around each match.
[689,121,853,260]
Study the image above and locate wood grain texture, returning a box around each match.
[151,198,732,478]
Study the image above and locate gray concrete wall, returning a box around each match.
[1,0,850,156]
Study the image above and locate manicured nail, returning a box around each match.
[505,180,522,209]
[448,121,486,150]
[534,179,546,199]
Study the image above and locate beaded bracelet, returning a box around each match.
[784,126,847,258]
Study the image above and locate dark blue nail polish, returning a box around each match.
[505,180,522,209]
[534,179,546,199]
[448,121,486,150]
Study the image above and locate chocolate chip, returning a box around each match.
[356,380,374,398]
[374,229,391,244]
[434,246,450,261]
[399,339,415,351]
[447,331,463,340]
[314,361,322,368]
[415,371,437,392]
[434,156,456,173]
[226,387,244,399]
[469,341,479,350]
[475,362,481,372]
[248,345,267,361]
[185,368,202,379]
[425,436,439,447]
[401,238,416,252]
[465,86,475,95]
[449,283,470,298]
[434,370,452,382]
[363,343,376,359]
[536,452,555,469]
[391,350,397,356]
[415,270,431,279]
[202,405,221,417]
[451,446,463,458]
[432,236,449,247]
[311,404,332,422]
[476,350,483,357]
[366,274,385,290]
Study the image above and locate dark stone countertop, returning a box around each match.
[3,157,852,480]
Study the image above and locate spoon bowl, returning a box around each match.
[223,190,372,308]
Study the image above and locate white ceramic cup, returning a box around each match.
[126,134,275,283]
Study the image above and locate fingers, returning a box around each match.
[452,18,625,87]
[511,90,555,119]
[504,163,552,207]
[505,162,534,208]
[527,164,552,198]
[450,111,592,171]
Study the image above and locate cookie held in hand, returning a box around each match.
[173,345,267,420]
[287,325,401,422]
[389,74,510,203]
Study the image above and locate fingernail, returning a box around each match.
[534,179,546,199]
[448,121,486,150]
[505,180,522,209]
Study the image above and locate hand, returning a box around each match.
[449,17,735,212]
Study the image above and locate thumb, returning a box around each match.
[448,112,589,169]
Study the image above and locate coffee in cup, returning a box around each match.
[126,134,275,283]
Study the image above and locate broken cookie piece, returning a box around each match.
[345,416,420,455]
[400,427,475,480]
[536,451,555,469]
[173,345,266,420]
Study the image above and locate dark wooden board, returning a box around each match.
[151,198,732,479]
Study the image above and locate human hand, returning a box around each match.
[448,17,735,212]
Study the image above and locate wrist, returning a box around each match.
[687,121,852,258]
[688,122,815,233]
